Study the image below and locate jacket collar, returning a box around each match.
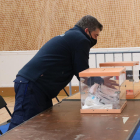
[74,25,97,48]
[74,25,91,40]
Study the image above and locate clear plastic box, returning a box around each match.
[100,61,139,99]
[79,68,127,113]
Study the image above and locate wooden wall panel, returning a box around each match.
[1,0,140,51]
[0,86,79,97]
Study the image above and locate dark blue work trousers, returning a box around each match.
[8,76,53,130]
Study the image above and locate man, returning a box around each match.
[8,15,117,130]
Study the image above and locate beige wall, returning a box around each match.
[1,0,140,51]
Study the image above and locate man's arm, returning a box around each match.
[73,39,104,85]
[73,39,119,88]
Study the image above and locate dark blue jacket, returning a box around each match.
[17,25,103,99]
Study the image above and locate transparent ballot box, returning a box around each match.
[99,61,139,99]
[79,68,127,113]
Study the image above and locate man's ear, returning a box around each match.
[84,28,89,33]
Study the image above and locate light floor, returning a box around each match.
[0,96,66,124]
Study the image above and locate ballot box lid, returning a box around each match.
[100,61,139,67]
[79,67,126,77]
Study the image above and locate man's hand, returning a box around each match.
[103,76,119,89]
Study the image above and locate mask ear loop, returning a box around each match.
[89,31,92,38]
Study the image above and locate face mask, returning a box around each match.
[89,31,97,47]
[90,38,97,47]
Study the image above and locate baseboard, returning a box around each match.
[59,86,79,96]
[0,87,15,96]
[0,86,79,97]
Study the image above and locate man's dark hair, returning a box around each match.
[76,15,103,31]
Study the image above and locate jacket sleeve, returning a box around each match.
[73,39,104,85]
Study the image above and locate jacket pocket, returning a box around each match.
[13,76,29,84]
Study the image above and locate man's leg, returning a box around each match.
[8,76,52,130]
